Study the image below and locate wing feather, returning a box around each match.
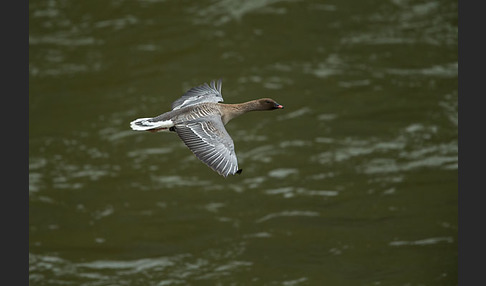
[175,116,239,177]
[171,79,223,110]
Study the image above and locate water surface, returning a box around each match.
[30,0,457,285]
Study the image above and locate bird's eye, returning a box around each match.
[265,100,271,103]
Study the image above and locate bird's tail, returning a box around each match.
[130,118,174,132]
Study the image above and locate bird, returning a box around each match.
[130,79,284,177]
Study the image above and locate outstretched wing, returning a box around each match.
[171,79,223,110]
[175,116,239,177]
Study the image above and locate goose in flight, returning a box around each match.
[130,79,284,177]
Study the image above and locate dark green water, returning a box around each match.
[29,0,457,285]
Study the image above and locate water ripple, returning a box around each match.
[389,236,453,246]
[187,0,297,26]
[256,210,320,223]
[265,187,338,199]
[30,245,253,285]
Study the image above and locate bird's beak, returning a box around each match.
[275,103,284,109]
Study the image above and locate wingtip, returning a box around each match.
[220,168,242,178]
[209,78,223,94]
[216,78,222,94]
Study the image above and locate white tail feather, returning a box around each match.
[130,118,174,131]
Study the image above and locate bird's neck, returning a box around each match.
[219,100,259,125]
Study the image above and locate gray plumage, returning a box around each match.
[175,115,238,177]
[171,79,223,110]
